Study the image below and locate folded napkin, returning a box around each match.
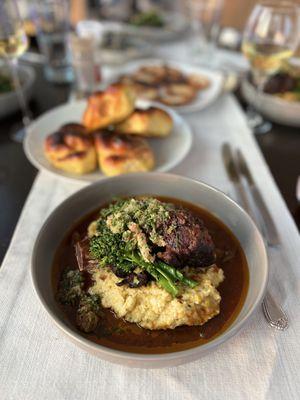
[1,95,299,400]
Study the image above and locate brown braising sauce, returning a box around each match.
[52,197,249,354]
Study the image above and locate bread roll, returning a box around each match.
[132,65,166,85]
[82,84,136,131]
[187,73,210,90]
[44,124,97,174]
[115,107,173,137]
[159,83,196,106]
[132,83,159,101]
[163,66,184,82]
[94,131,154,176]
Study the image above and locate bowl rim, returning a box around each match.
[31,172,268,362]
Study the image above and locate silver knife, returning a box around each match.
[222,142,288,331]
[222,143,259,223]
[236,149,280,246]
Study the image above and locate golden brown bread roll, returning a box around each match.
[187,73,210,90]
[44,123,97,174]
[163,66,184,83]
[132,83,159,101]
[159,84,197,106]
[115,107,173,137]
[59,122,88,135]
[132,65,166,85]
[94,131,154,176]
[82,84,136,131]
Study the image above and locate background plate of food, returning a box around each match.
[106,58,224,113]
[119,11,188,42]
[31,173,268,368]
[242,59,300,128]
[24,85,192,183]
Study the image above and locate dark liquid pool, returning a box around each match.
[52,197,249,354]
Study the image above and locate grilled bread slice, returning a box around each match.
[44,123,97,174]
[116,107,173,137]
[94,131,154,176]
[82,84,136,131]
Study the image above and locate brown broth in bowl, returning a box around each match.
[52,197,249,354]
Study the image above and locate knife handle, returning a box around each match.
[250,186,280,246]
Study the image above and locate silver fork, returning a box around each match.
[222,143,288,331]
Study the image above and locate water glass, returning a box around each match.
[36,0,73,84]
[69,34,102,96]
[186,0,224,63]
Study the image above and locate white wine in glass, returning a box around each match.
[0,26,28,58]
[0,1,31,142]
[242,42,294,79]
[242,1,299,134]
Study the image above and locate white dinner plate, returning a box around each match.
[242,79,300,128]
[105,58,224,114]
[23,99,193,183]
[118,12,188,42]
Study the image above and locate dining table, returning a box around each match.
[0,38,299,400]
[0,54,299,264]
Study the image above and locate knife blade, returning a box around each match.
[236,149,280,246]
[222,143,257,221]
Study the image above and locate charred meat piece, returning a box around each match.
[264,73,297,94]
[157,208,215,268]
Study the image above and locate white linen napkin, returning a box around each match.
[0,95,299,400]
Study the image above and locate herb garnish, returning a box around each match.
[89,198,197,297]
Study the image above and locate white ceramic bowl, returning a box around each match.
[0,65,35,119]
[31,173,268,368]
[242,78,300,127]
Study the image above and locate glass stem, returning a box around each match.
[9,57,32,128]
[252,69,268,110]
[246,70,272,134]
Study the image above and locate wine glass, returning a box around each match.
[186,0,224,65]
[0,0,32,142]
[242,1,299,134]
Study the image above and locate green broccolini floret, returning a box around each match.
[90,219,135,273]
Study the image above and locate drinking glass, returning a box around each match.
[36,0,73,84]
[0,0,31,142]
[242,1,299,134]
[186,0,224,64]
[98,0,132,21]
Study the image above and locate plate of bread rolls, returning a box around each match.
[24,84,192,182]
[108,59,224,113]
